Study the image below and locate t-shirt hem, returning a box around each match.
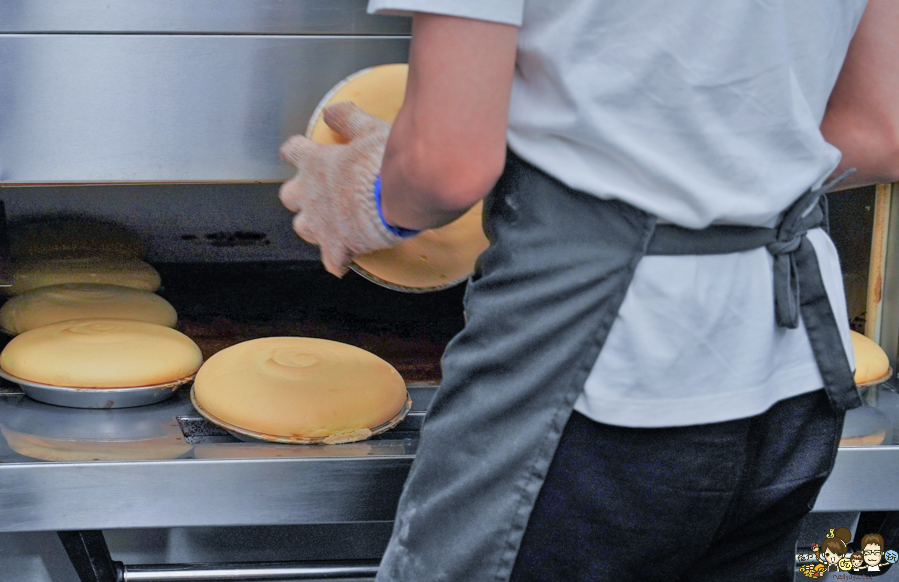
[367,0,523,26]
[574,366,827,428]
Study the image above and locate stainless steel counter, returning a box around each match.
[0,385,427,533]
[1,381,899,535]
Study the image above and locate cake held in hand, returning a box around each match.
[306,63,488,291]
[352,201,489,290]
[0,319,202,387]
[0,283,177,335]
[193,337,408,443]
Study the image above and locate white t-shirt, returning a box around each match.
[368,0,866,427]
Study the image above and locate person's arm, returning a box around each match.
[380,13,519,230]
[821,0,899,190]
[278,13,517,276]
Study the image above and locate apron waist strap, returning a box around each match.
[646,202,824,330]
[642,169,861,411]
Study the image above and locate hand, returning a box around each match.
[279,103,405,277]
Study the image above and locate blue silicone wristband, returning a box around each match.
[374,175,420,238]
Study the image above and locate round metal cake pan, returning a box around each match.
[190,386,412,445]
[348,263,466,293]
[856,366,894,388]
[0,369,194,409]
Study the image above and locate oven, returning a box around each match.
[1,2,898,581]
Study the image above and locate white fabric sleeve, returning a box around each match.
[368,0,524,26]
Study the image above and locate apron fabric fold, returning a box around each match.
[374,151,861,582]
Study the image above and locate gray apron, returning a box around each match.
[375,151,862,582]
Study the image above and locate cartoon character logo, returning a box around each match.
[860,533,897,573]
[809,527,852,574]
[800,527,897,577]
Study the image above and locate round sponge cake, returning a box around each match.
[307,64,488,291]
[193,337,407,443]
[0,284,177,335]
[8,256,161,296]
[307,63,409,145]
[0,319,202,388]
[353,202,488,290]
[850,330,892,387]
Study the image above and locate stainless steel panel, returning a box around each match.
[0,456,411,532]
[1,380,894,532]
[812,445,899,511]
[0,388,419,532]
[0,0,411,35]
[0,35,409,184]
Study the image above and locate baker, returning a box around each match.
[278,1,899,580]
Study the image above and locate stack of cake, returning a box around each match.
[0,218,202,392]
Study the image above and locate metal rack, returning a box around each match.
[0,380,898,581]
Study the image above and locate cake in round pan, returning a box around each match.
[306,63,489,291]
[192,337,408,444]
[850,330,892,387]
[9,218,145,259]
[7,256,161,296]
[0,319,202,388]
[353,202,488,290]
[0,283,177,335]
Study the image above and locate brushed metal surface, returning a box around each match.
[0,0,411,35]
[813,445,899,511]
[0,35,409,184]
[0,392,194,441]
[0,388,420,532]
[0,380,895,533]
[0,456,412,532]
[123,560,379,581]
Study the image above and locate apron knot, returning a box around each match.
[766,168,856,330]
[766,236,802,256]
[767,235,804,329]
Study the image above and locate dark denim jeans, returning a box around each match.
[511,389,844,582]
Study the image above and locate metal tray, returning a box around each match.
[190,386,412,445]
[0,369,193,409]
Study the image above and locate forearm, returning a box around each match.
[379,107,505,230]
[822,107,899,189]
[822,0,899,190]
[378,13,518,231]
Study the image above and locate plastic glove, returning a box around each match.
[279,102,404,277]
